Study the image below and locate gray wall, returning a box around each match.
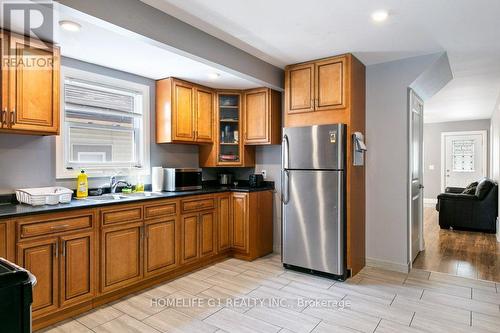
[0,57,198,194]
[365,53,443,269]
[423,119,490,200]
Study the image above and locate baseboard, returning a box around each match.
[366,257,410,274]
[424,198,437,207]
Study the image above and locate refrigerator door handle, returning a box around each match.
[282,170,290,204]
[282,134,290,169]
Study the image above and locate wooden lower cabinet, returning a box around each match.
[181,209,216,263]
[181,214,199,264]
[9,191,274,330]
[199,211,216,258]
[232,193,249,253]
[101,223,143,293]
[232,191,274,260]
[17,238,59,317]
[145,217,177,277]
[60,232,95,308]
[217,194,232,251]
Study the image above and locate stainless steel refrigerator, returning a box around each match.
[282,124,347,280]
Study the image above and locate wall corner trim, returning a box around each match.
[366,257,410,274]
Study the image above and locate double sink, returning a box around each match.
[84,192,163,202]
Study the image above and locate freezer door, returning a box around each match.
[283,124,345,170]
[282,170,345,275]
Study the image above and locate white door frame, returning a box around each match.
[407,89,424,268]
[440,130,487,193]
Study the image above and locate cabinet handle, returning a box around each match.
[140,226,144,239]
[54,241,59,258]
[10,108,16,126]
[62,240,66,257]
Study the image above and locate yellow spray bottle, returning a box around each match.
[76,170,88,198]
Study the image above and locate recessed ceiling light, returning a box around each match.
[371,10,389,22]
[208,72,221,80]
[59,20,81,32]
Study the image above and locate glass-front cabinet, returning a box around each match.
[217,93,242,165]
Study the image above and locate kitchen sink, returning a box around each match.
[85,194,127,201]
[121,192,162,198]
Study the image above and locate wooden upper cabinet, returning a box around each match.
[6,33,60,135]
[173,80,195,142]
[145,217,177,277]
[285,63,314,113]
[195,87,214,143]
[244,88,282,145]
[0,32,8,130]
[285,55,348,115]
[60,232,95,308]
[315,57,346,110]
[156,78,214,144]
[17,238,59,317]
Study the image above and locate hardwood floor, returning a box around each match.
[38,254,500,333]
[413,207,500,282]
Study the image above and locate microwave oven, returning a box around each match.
[160,168,202,192]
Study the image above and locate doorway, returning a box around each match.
[408,89,424,264]
[440,131,487,192]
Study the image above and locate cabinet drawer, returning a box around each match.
[19,215,93,239]
[100,205,143,226]
[144,201,177,219]
[181,197,215,213]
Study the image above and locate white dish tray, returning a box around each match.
[16,187,74,206]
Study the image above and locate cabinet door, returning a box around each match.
[8,34,60,134]
[101,224,143,293]
[0,31,8,129]
[145,218,177,276]
[232,193,249,252]
[244,88,269,144]
[17,238,59,317]
[173,81,195,142]
[199,211,216,258]
[285,63,314,113]
[315,57,346,110]
[0,223,6,258]
[181,214,199,264]
[195,87,214,143]
[217,195,232,251]
[60,232,95,308]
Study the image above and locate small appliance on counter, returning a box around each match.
[152,167,202,192]
[0,258,37,333]
[218,173,233,185]
[249,174,264,188]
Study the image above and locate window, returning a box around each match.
[57,67,150,179]
[452,139,475,172]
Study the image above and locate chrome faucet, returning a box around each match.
[110,175,131,194]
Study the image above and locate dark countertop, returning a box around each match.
[0,183,274,219]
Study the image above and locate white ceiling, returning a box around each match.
[16,4,260,89]
[141,0,500,123]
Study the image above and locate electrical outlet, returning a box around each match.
[261,170,267,179]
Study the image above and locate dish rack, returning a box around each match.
[15,187,74,206]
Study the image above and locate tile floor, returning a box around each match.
[38,254,500,333]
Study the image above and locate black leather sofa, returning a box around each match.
[436,178,498,233]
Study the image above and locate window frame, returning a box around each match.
[56,66,150,179]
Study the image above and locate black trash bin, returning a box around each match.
[0,258,36,333]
